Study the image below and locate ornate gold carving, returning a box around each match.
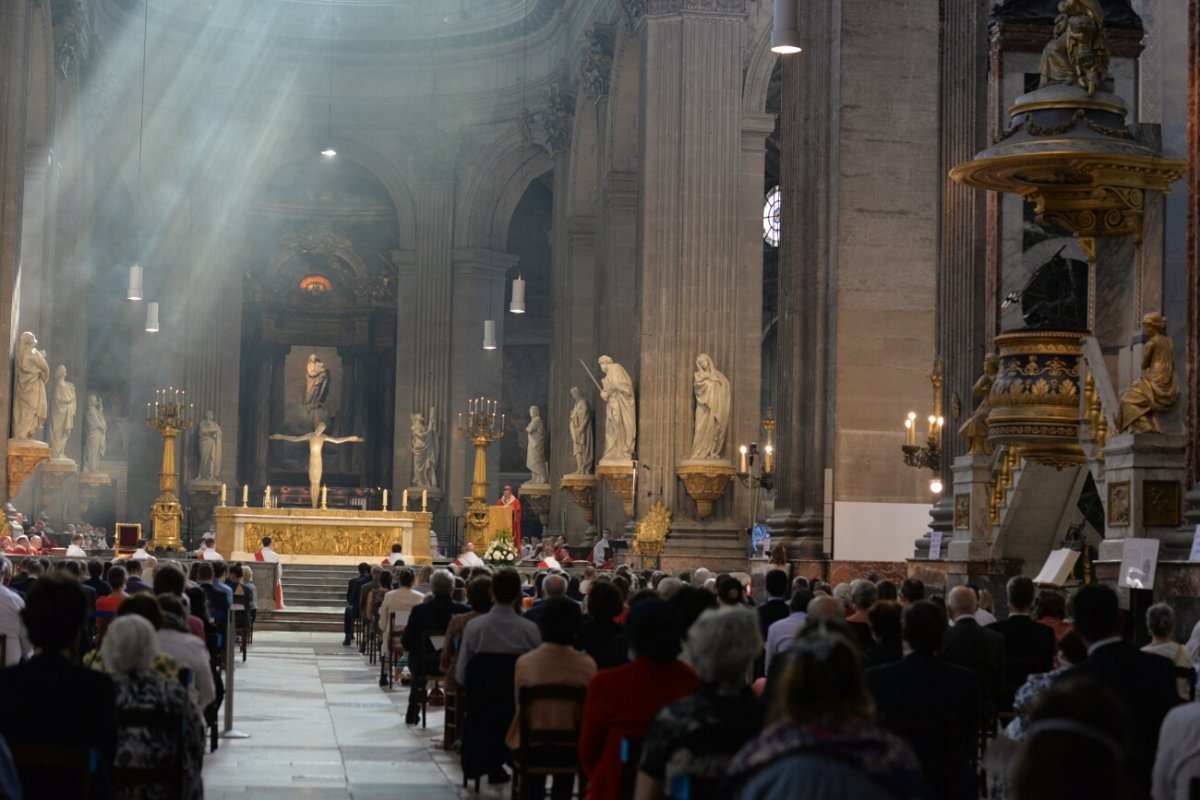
[1143,480,1181,527]
[1116,312,1180,434]
[675,461,735,520]
[245,522,407,557]
[987,331,1085,466]
[6,440,49,500]
[632,501,671,557]
[1106,481,1131,526]
[1037,0,1111,96]
[596,462,634,517]
[559,475,597,524]
[954,494,970,531]
[960,354,998,456]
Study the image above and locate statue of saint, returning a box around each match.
[47,365,77,460]
[525,405,548,485]
[568,386,593,475]
[1038,0,1110,96]
[270,422,363,508]
[689,353,732,460]
[83,394,107,473]
[304,354,329,407]
[11,332,49,441]
[959,353,999,455]
[1117,313,1180,434]
[598,355,636,462]
[411,408,439,488]
[196,410,223,481]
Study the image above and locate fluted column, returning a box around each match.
[633,1,754,535]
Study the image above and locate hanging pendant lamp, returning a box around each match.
[145,302,160,333]
[482,319,497,350]
[509,275,526,314]
[771,0,802,54]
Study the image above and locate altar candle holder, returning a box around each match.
[145,387,195,550]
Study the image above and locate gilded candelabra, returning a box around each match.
[145,388,194,550]
[901,360,944,490]
[457,397,504,548]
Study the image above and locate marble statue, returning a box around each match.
[11,332,49,440]
[83,394,107,473]
[304,354,329,407]
[598,355,636,462]
[196,410,222,481]
[1117,313,1180,434]
[1038,0,1110,96]
[270,423,363,508]
[48,365,77,460]
[568,386,593,475]
[411,408,439,488]
[959,353,999,455]
[525,405,548,485]
[689,353,731,460]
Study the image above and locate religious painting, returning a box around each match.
[1107,481,1130,527]
[954,494,970,531]
[1143,480,1181,528]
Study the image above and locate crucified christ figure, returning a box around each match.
[270,422,364,508]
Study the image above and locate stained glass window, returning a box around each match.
[763,185,781,247]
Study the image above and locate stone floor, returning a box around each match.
[201,631,513,799]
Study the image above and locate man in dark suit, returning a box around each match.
[123,558,153,595]
[84,559,111,599]
[401,569,469,724]
[986,576,1055,710]
[942,584,1006,718]
[867,601,980,800]
[343,562,371,646]
[0,575,116,798]
[1062,583,1179,796]
[756,569,791,638]
[523,573,576,626]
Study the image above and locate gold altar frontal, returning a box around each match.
[215,506,432,565]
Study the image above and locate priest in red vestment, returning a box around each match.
[253,535,285,610]
[497,485,522,552]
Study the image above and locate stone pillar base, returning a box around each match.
[947,453,993,561]
[1098,432,1187,559]
[404,486,442,514]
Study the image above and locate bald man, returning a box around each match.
[941,585,1005,717]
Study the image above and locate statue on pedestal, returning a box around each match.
[12,332,49,441]
[525,405,548,485]
[304,354,329,408]
[1038,0,1111,96]
[196,410,222,481]
[270,422,363,508]
[1117,312,1180,434]
[959,353,999,455]
[689,353,731,461]
[568,386,593,475]
[411,408,439,488]
[48,365,77,461]
[83,394,107,473]
[598,355,635,462]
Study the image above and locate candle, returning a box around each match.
[220,483,227,506]
[242,484,249,505]
[905,413,917,446]
[382,489,389,509]
[739,445,748,474]
[402,489,408,511]
[321,485,328,507]
[422,489,428,511]
[264,485,270,506]
[764,445,774,473]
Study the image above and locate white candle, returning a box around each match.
[739,445,748,474]
[220,483,227,507]
[382,489,388,509]
[264,485,270,506]
[422,489,428,511]
[402,489,409,511]
[321,485,328,507]
[242,484,249,505]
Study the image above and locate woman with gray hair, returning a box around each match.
[1140,602,1193,700]
[633,606,764,799]
[101,615,205,799]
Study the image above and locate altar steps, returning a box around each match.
[255,607,344,633]
[279,564,359,609]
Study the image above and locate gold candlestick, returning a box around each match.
[457,397,505,549]
[145,388,194,550]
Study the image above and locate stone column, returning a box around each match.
[0,0,35,497]
[633,1,756,539]
[767,0,833,555]
[447,249,516,515]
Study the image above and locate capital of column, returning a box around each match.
[451,248,520,282]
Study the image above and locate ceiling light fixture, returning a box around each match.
[482,319,497,350]
[128,0,151,300]
[509,274,526,314]
[145,302,160,333]
[321,0,337,156]
[770,0,802,55]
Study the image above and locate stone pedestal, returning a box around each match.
[404,486,442,515]
[559,474,597,534]
[947,453,994,561]
[676,460,735,520]
[1097,433,1187,560]
[79,471,111,514]
[596,460,635,518]
[6,440,49,500]
[186,480,222,540]
[40,459,75,499]
[519,483,551,527]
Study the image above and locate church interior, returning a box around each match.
[1,0,1199,797]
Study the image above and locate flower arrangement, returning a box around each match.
[484,530,519,565]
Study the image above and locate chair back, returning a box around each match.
[515,683,586,755]
[112,706,187,795]
[879,710,964,800]
[619,736,643,799]
[1176,665,1197,702]
[461,652,519,780]
[9,742,99,798]
[391,610,411,631]
[410,628,447,678]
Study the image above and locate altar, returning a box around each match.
[215,506,433,564]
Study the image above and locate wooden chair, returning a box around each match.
[1176,665,1197,702]
[111,707,187,797]
[511,684,586,800]
[232,600,252,662]
[408,629,448,728]
[461,652,519,791]
[878,710,964,800]
[9,742,99,798]
[618,736,643,799]
[379,610,409,688]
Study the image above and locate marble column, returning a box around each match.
[633,1,757,536]
[447,249,516,515]
[0,0,35,497]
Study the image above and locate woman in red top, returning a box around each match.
[579,599,699,800]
